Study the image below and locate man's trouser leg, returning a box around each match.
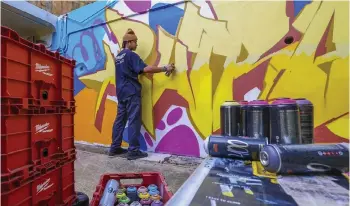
[110,99,127,152]
[126,95,142,152]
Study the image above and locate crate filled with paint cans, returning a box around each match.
[204,97,349,175]
[90,172,173,206]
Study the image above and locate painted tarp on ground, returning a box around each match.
[55,0,349,157]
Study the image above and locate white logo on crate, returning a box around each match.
[35,63,53,76]
[37,178,54,194]
[35,123,53,134]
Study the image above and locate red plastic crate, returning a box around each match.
[1,160,76,206]
[1,113,75,180]
[1,148,76,194]
[90,172,173,206]
[1,26,75,105]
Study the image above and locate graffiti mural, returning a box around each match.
[58,0,349,157]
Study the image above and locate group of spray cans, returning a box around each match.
[220,98,313,144]
[99,180,164,206]
[205,97,349,175]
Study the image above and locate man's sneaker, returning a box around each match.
[127,150,148,160]
[108,147,128,157]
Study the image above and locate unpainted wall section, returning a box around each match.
[28,0,95,15]
[57,0,349,157]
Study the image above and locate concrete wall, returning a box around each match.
[28,0,94,15]
[55,0,349,157]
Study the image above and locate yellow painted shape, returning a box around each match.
[152,40,193,110]
[189,64,212,137]
[244,188,254,195]
[177,2,238,57]
[172,42,194,106]
[251,161,278,179]
[139,74,154,136]
[222,191,234,198]
[330,1,349,45]
[212,1,289,63]
[294,1,336,56]
[105,8,156,64]
[267,54,328,126]
[293,1,321,32]
[74,88,128,147]
[157,26,175,66]
[323,57,349,120]
[326,114,349,139]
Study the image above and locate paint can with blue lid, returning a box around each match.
[260,143,349,174]
[126,186,138,203]
[203,135,268,160]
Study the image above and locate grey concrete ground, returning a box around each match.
[74,146,202,201]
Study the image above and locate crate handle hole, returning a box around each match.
[42,91,49,100]
[42,148,49,157]
[120,178,143,185]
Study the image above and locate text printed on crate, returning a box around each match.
[37,178,54,194]
[35,63,53,76]
[35,123,53,134]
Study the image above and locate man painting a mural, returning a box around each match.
[108,28,175,160]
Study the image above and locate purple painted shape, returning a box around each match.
[272,99,297,105]
[166,107,182,126]
[124,0,151,13]
[144,132,153,147]
[155,126,200,157]
[249,100,269,105]
[294,98,312,105]
[156,120,166,130]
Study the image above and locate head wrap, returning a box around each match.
[123,28,138,41]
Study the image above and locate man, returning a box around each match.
[109,28,175,160]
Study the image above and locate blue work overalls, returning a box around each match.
[110,48,147,152]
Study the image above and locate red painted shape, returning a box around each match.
[314,14,335,61]
[232,59,270,100]
[314,124,348,143]
[94,84,116,132]
[213,128,221,135]
[153,89,189,129]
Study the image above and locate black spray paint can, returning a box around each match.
[246,100,270,139]
[295,98,314,144]
[220,101,241,136]
[259,143,349,174]
[204,135,268,161]
[239,100,248,136]
[270,99,301,144]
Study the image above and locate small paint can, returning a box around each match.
[151,200,164,206]
[270,99,301,144]
[220,101,241,136]
[140,198,153,206]
[138,191,150,199]
[137,186,148,194]
[147,184,158,191]
[294,98,314,144]
[148,189,160,196]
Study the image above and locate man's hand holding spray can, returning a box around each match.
[164,63,175,76]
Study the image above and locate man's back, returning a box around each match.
[115,49,147,100]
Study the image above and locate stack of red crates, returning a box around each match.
[1,26,77,206]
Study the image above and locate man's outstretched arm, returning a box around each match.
[143,64,174,74]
